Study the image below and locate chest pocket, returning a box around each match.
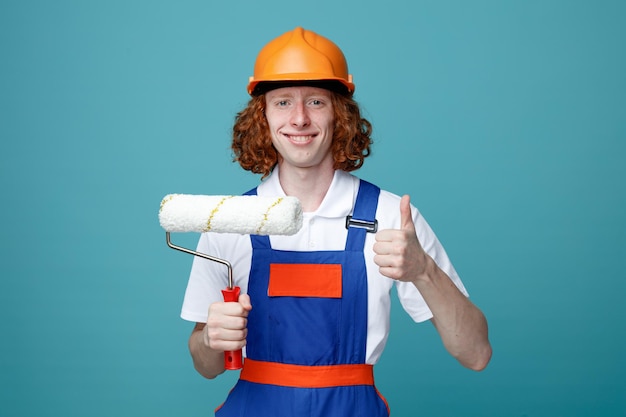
[268,264,342,298]
[266,262,344,364]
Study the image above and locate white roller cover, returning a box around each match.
[159,194,303,235]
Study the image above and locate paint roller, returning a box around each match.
[159,194,303,370]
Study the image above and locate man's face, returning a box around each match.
[264,86,335,172]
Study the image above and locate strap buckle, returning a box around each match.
[345,216,378,233]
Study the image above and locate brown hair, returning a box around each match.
[231,91,373,178]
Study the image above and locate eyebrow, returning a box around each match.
[269,93,330,101]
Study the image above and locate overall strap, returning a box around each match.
[244,187,271,249]
[346,180,380,252]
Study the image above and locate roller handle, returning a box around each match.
[221,286,243,370]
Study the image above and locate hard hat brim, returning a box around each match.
[248,77,355,96]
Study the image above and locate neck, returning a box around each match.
[277,163,335,212]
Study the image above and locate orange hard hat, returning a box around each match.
[247,27,354,96]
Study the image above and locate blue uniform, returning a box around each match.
[215,180,390,417]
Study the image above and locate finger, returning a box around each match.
[373,253,395,268]
[400,195,415,232]
[209,300,249,319]
[373,239,398,256]
[239,293,252,311]
[374,229,397,243]
[219,315,248,331]
[378,266,403,281]
[207,327,248,350]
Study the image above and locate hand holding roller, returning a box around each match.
[159,193,303,370]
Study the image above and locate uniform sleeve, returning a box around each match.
[180,233,254,323]
[179,233,226,323]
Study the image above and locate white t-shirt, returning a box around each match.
[181,169,468,364]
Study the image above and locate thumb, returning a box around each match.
[239,293,252,311]
[400,195,415,231]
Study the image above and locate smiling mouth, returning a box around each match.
[286,134,316,143]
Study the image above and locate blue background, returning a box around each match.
[1,1,624,416]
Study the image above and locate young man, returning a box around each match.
[181,27,491,416]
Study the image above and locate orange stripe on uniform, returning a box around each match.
[240,359,374,388]
[268,263,342,298]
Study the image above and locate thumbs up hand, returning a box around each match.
[373,195,428,283]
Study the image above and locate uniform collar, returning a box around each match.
[259,167,358,219]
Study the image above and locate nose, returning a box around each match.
[290,102,310,128]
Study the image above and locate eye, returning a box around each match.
[269,99,290,108]
[274,100,289,107]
